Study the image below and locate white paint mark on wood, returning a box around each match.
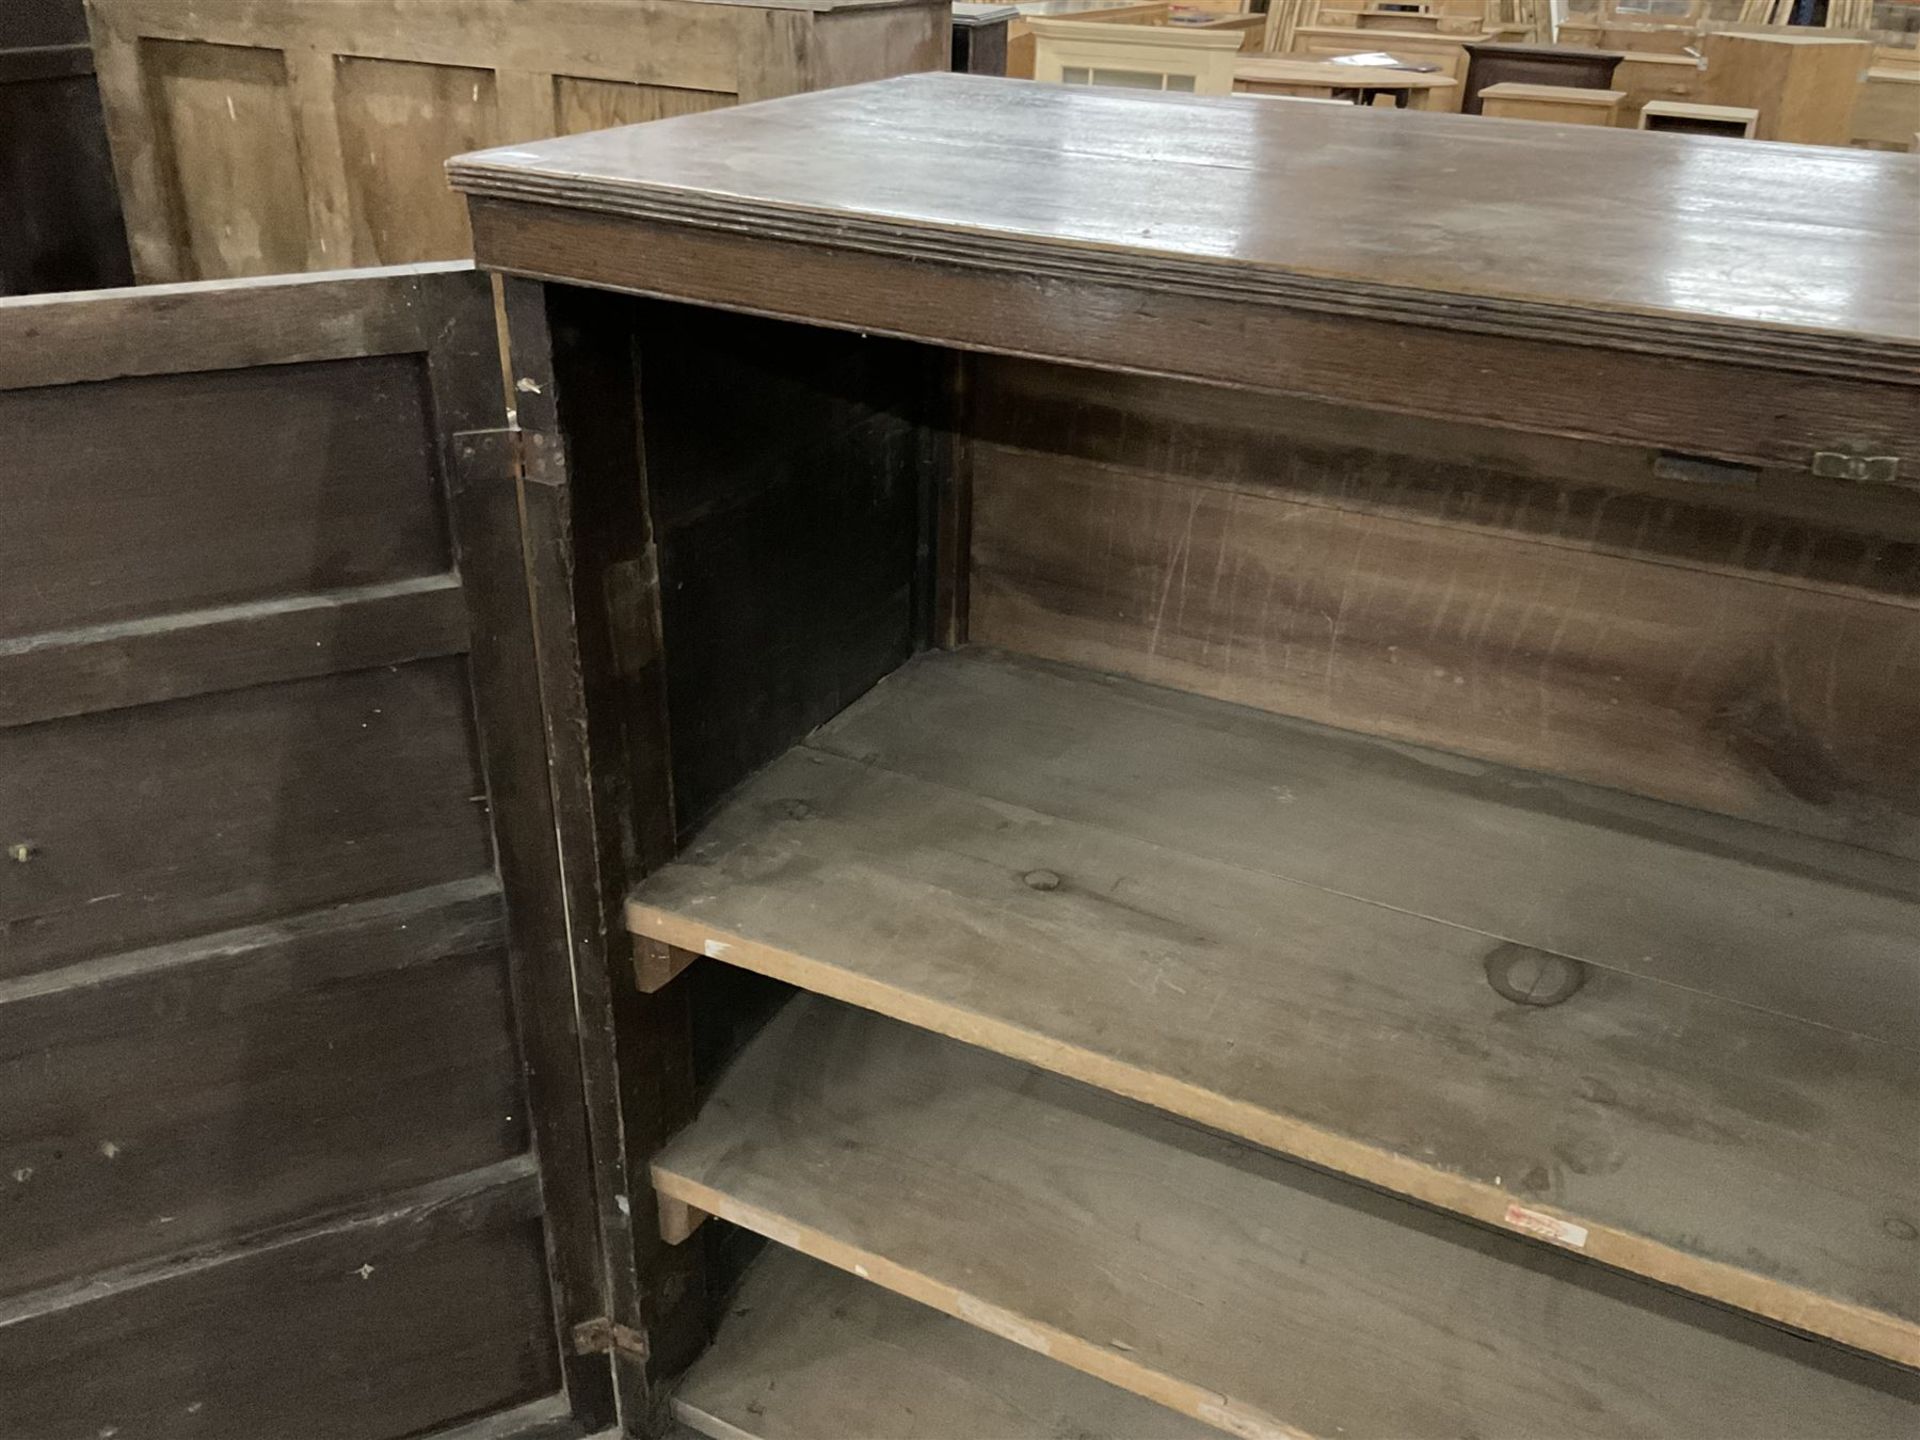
[704,938,731,958]
[1504,1203,1589,1249]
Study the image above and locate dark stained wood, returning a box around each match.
[0,354,450,639]
[0,262,587,1438]
[0,1160,559,1440]
[447,424,617,1431]
[0,659,495,980]
[628,650,1920,1365]
[465,196,1917,474]
[450,76,1920,372]
[0,576,469,728]
[500,277,701,1424]
[657,997,1920,1439]
[0,261,464,388]
[0,40,132,295]
[0,879,520,1299]
[633,299,932,828]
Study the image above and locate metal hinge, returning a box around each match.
[451,426,529,486]
[1811,449,1905,490]
[571,1316,651,1362]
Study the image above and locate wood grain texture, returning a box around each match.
[142,37,310,279]
[0,1160,559,1440]
[335,55,501,264]
[0,659,494,980]
[92,0,942,279]
[674,1246,1218,1440]
[967,405,1920,857]
[503,279,703,1420]
[448,423,619,1429]
[0,880,519,1298]
[656,997,1920,1439]
[554,76,734,132]
[0,260,468,388]
[0,355,448,638]
[628,650,1920,1364]
[0,576,469,728]
[465,196,1917,473]
[450,74,1920,370]
[633,300,933,828]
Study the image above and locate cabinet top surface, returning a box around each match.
[450,73,1920,352]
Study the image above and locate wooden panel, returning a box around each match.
[656,997,1920,1438]
[968,434,1920,857]
[674,1247,1218,1440]
[469,196,1919,474]
[0,576,470,729]
[633,300,934,829]
[0,51,132,294]
[1703,30,1873,143]
[0,261,463,389]
[451,77,1920,374]
[144,39,309,278]
[0,880,519,1299]
[0,1161,559,1440]
[0,656,493,980]
[92,0,944,278]
[810,648,1920,1041]
[554,76,734,133]
[335,57,501,264]
[0,356,448,639]
[627,650,1920,1363]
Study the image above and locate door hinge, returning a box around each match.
[451,426,529,486]
[571,1316,651,1362]
[1811,449,1904,490]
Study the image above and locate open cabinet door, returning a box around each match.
[0,263,620,1439]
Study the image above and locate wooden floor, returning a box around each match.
[656,997,1919,1439]
[628,648,1920,1366]
[673,1244,1215,1440]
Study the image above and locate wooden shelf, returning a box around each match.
[628,648,1920,1364]
[655,996,1919,1438]
[673,1245,1213,1440]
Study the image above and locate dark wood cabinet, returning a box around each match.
[444,74,1920,1438]
[1460,40,1625,112]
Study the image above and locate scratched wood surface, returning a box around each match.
[628,648,1920,1364]
[967,358,1920,858]
[450,73,1920,362]
[655,997,1920,1439]
[674,1246,1216,1439]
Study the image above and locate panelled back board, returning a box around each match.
[0,266,594,1439]
[85,0,949,282]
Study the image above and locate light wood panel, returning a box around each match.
[335,57,502,265]
[655,996,1920,1438]
[142,39,308,277]
[1702,30,1873,142]
[969,439,1920,857]
[674,1247,1216,1439]
[89,0,945,280]
[627,648,1920,1366]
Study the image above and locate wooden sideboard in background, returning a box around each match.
[85,0,950,282]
